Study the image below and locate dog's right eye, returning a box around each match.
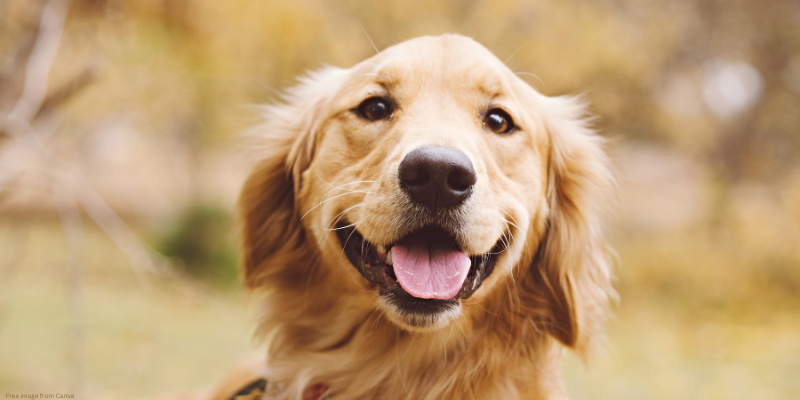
[357,97,393,121]
[484,108,515,134]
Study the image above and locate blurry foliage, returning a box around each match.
[156,203,238,286]
[6,0,798,178]
[0,0,797,325]
[617,229,800,320]
[2,0,800,397]
[0,0,797,321]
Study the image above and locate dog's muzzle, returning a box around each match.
[335,221,499,316]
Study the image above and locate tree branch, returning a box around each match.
[1,0,70,136]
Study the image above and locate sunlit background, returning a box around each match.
[1,0,799,399]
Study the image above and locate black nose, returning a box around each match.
[398,146,477,210]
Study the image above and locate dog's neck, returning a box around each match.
[258,285,568,400]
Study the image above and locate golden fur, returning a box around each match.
[234,34,614,400]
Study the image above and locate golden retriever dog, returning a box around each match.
[223,34,614,400]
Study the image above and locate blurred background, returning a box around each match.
[1,0,799,398]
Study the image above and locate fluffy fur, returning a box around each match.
[234,34,614,400]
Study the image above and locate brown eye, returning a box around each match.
[484,108,515,134]
[357,97,393,121]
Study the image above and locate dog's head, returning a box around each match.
[240,34,613,352]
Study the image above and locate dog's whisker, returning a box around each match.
[359,23,381,57]
[498,207,532,263]
[351,210,383,266]
[325,200,377,231]
[503,41,529,64]
[505,222,516,246]
[314,171,375,190]
[359,219,369,266]
[485,231,511,256]
[319,178,377,192]
[506,228,520,279]
[309,173,375,214]
[301,190,374,221]
[319,200,380,249]
[367,213,382,247]
[319,205,361,247]
[454,315,466,341]
[514,71,546,89]
[328,219,366,231]
[499,220,517,283]
[500,219,514,249]
[325,208,352,231]
[365,307,381,333]
[445,319,457,346]
[318,186,372,204]
[338,219,363,263]
[361,215,378,262]
[498,210,523,231]
[326,210,352,232]
[501,223,511,248]
[322,200,376,234]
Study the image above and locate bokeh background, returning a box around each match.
[1,0,799,399]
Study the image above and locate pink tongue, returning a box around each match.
[391,235,471,300]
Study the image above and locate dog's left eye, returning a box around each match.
[357,97,393,121]
[484,108,515,134]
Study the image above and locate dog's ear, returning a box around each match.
[238,67,350,289]
[521,95,615,356]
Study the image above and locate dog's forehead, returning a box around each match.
[352,35,513,97]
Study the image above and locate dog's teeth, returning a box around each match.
[386,249,393,265]
[376,244,386,256]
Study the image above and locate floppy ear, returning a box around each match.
[521,95,615,356]
[238,67,350,289]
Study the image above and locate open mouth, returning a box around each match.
[335,220,499,315]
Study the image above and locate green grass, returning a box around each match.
[0,218,255,399]
[564,303,800,400]
[562,228,800,400]
[156,203,240,286]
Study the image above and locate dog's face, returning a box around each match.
[241,35,612,349]
[300,36,548,330]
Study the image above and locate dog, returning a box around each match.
[223,34,614,400]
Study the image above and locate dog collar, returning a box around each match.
[230,378,266,400]
[230,379,333,400]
